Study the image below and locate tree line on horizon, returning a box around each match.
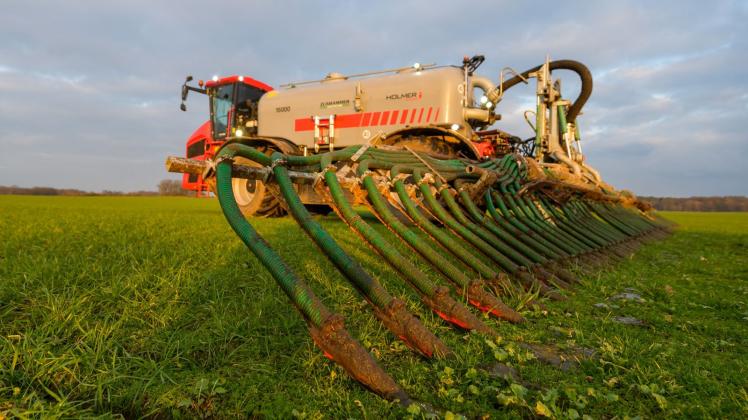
[0,180,189,197]
[637,196,748,212]
[0,184,746,211]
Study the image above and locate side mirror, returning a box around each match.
[180,75,193,111]
[181,75,193,101]
[179,75,206,112]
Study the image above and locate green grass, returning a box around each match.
[0,197,746,418]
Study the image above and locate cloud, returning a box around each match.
[0,0,746,196]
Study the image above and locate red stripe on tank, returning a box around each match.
[380,111,390,126]
[336,113,363,128]
[294,108,421,131]
[295,118,314,131]
[361,112,372,126]
[400,109,409,124]
[390,110,399,125]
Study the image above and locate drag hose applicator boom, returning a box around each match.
[165,55,671,403]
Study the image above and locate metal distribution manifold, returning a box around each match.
[165,144,672,404]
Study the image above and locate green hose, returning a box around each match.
[215,156,327,326]
[324,167,492,333]
[213,144,422,400]
[392,177,498,280]
[435,179,539,267]
[357,162,522,322]
[324,169,435,297]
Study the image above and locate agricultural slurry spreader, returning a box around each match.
[167,56,672,403]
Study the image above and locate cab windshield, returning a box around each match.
[211,84,234,139]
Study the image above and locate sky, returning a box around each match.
[1,0,746,197]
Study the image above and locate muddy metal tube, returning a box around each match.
[213,147,409,403]
[165,155,318,182]
[463,107,494,124]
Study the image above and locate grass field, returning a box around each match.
[1,196,746,418]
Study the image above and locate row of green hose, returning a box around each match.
[221,141,664,311]
[323,165,492,333]
[488,154,662,260]
[265,151,453,357]
[357,160,523,322]
[211,140,668,403]
[214,144,413,402]
[215,149,326,326]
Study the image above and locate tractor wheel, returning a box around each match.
[230,155,286,218]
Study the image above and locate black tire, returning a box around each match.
[230,153,286,218]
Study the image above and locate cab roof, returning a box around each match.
[204,75,273,92]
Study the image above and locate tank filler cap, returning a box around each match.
[323,72,347,82]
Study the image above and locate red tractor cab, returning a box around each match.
[179,75,273,194]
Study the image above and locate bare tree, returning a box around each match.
[158,179,190,196]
